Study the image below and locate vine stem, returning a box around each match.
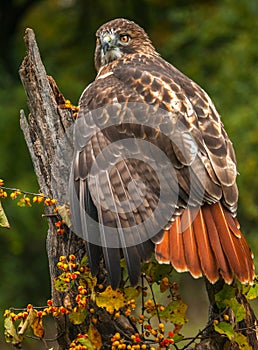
[144,274,161,324]
[0,185,46,198]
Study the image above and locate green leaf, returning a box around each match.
[124,286,141,302]
[77,337,95,350]
[245,283,258,300]
[173,333,184,344]
[214,322,252,349]
[215,284,235,306]
[141,257,173,282]
[80,254,88,267]
[233,333,252,350]
[54,272,74,292]
[215,285,246,322]
[69,308,87,325]
[159,300,188,325]
[214,321,235,340]
[0,201,10,229]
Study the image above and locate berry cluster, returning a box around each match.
[55,220,66,234]
[0,180,7,198]
[57,255,88,283]
[4,301,69,323]
[0,179,57,207]
[4,247,186,350]
[110,324,175,350]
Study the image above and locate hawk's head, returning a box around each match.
[94,18,156,71]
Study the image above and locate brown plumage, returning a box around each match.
[69,18,254,288]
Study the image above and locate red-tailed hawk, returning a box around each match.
[70,18,254,289]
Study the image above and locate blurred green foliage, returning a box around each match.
[0,0,258,340]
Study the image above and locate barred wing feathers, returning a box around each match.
[70,52,254,287]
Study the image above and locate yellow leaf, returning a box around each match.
[96,286,125,314]
[18,308,38,336]
[31,317,44,338]
[88,323,102,350]
[56,204,72,227]
[0,201,10,229]
[4,313,23,346]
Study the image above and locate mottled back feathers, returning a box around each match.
[70,18,254,288]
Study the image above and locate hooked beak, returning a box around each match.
[102,42,110,55]
[101,34,114,55]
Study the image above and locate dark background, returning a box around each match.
[1,0,258,348]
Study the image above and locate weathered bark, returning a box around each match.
[19,27,88,349]
[19,28,257,350]
[19,28,134,350]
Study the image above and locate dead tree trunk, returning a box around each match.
[19,28,257,350]
[19,28,134,350]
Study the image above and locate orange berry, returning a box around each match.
[57,228,65,234]
[92,317,98,324]
[59,306,67,314]
[44,198,52,206]
[55,221,62,227]
[62,263,68,270]
[69,254,76,261]
[0,191,7,198]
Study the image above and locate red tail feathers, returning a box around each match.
[155,202,254,284]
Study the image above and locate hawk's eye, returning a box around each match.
[120,34,131,43]
[96,36,100,45]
